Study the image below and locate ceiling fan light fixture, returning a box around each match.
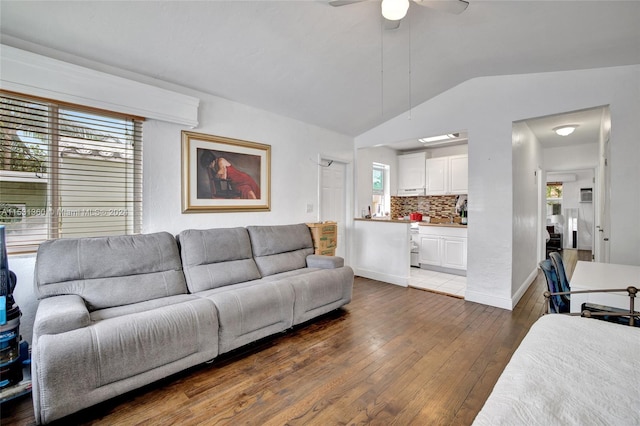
[381,0,410,21]
[553,125,578,136]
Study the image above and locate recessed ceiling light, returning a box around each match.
[553,125,578,136]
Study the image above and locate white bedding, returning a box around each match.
[473,314,640,426]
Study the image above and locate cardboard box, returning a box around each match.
[306,222,337,254]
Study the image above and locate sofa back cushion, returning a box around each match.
[247,224,314,277]
[178,227,261,292]
[34,232,187,311]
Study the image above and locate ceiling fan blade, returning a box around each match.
[412,0,469,14]
[329,0,366,7]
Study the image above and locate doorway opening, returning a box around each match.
[520,105,609,267]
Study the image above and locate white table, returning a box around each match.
[569,261,640,313]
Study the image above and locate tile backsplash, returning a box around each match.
[391,195,463,220]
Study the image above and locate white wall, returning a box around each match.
[511,122,543,300]
[355,64,640,310]
[143,92,354,235]
[426,144,468,159]
[544,143,598,172]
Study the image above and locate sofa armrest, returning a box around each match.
[34,294,91,338]
[306,255,344,269]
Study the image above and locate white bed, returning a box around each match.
[473,314,640,426]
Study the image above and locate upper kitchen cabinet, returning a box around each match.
[449,155,468,194]
[397,152,426,195]
[425,157,447,195]
[426,154,468,195]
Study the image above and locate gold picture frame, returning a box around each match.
[181,131,271,212]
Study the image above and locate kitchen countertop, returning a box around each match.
[354,218,412,224]
[418,222,467,228]
[353,218,467,228]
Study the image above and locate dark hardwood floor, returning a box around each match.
[1,250,587,426]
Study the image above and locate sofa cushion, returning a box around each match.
[247,224,315,276]
[178,227,261,292]
[200,281,295,354]
[90,294,201,322]
[34,232,187,311]
[287,267,354,325]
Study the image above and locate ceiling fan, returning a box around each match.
[330,0,469,29]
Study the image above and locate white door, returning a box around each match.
[320,160,346,258]
[595,109,611,263]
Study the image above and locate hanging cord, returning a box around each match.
[407,9,412,120]
[380,17,385,119]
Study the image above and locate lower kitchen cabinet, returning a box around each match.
[418,226,467,271]
[419,235,441,265]
[441,237,466,269]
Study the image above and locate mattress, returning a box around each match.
[473,314,640,425]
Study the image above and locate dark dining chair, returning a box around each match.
[549,251,571,307]
[539,258,569,313]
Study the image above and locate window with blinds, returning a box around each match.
[0,92,143,254]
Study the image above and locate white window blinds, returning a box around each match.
[0,92,143,254]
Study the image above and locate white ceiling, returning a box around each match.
[1,1,639,138]
[524,106,606,149]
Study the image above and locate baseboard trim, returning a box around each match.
[353,268,409,287]
[465,290,512,310]
[511,267,540,309]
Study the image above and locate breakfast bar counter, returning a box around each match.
[352,218,411,287]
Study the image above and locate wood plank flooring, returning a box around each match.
[1,250,587,426]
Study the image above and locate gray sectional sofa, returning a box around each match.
[31,223,353,424]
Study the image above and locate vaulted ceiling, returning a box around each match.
[1,1,639,137]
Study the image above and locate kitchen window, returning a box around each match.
[372,163,385,195]
[0,92,143,254]
[372,162,390,217]
[546,182,562,216]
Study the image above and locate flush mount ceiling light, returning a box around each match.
[381,0,410,20]
[418,133,460,144]
[553,125,578,136]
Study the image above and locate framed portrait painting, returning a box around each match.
[181,131,271,212]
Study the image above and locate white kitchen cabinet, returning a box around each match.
[425,154,468,195]
[419,235,441,266]
[425,157,447,195]
[448,155,468,194]
[441,237,467,269]
[397,152,426,192]
[418,225,467,271]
